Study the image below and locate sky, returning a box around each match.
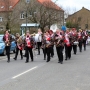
[52,0,90,13]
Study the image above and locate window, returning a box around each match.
[9,6,12,8]
[78,17,81,22]
[20,13,24,19]
[1,6,4,9]
[0,17,3,22]
[0,27,3,31]
[26,0,30,3]
[85,24,88,29]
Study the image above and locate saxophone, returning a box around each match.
[6,40,10,46]
[5,37,10,46]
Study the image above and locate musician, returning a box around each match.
[24,30,34,63]
[72,28,78,54]
[82,29,88,51]
[48,30,54,58]
[41,33,47,60]
[64,30,72,60]
[3,30,12,63]
[78,29,83,52]
[13,33,23,60]
[44,31,52,62]
[54,29,64,64]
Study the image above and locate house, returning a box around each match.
[0,0,64,33]
[66,7,90,30]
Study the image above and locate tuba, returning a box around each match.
[46,43,51,48]
[55,39,61,47]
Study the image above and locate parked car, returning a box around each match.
[0,34,16,55]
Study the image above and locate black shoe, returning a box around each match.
[60,62,63,64]
[65,58,67,60]
[44,58,46,60]
[13,58,17,60]
[31,59,33,62]
[58,61,60,63]
[69,57,71,59]
[23,55,26,57]
[46,60,50,62]
[51,55,53,58]
[80,50,82,52]
[25,61,29,63]
[7,60,10,63]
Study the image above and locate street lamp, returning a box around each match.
[25,0,30,31]
[26,12,28,31]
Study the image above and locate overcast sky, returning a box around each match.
[52,0,90,13]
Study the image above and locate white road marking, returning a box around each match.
[12,66,38,79]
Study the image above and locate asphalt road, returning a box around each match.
[0,46,90,90]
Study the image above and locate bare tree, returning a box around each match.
[26,0,64,32]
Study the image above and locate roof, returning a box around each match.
[0,0,20,12]
[37,0,64,11]
[21,23,39,27]
[0,0,64,12]
[68,7,90,18]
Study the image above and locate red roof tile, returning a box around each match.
[37,0,64,11]
[0,0,20,12]
[0,0,64,12]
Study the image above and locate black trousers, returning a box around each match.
[56,46,63,62]
[26,46,33,62]
[78,41,82,52]
[65,44,72,60]
[37,42,42,54]
[42,48,47,59]
[83,40,86,50]
[5,46,10,61]
[50,45,54,57]
[73,45,77,54]
[14,46,23,59]
[46,47,51,62]
[24,46,26,57]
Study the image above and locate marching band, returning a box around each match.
[3,28,88,64]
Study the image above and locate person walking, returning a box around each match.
[13,33,23,60]
[24,30,34,63]
[44,31,53,62]
[37,29,42,55]
[64,30,72,60]
[78,29,83,52]
[54,29,64,64]
[3,30,12,63]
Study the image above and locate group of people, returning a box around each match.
[3,28,88,64]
